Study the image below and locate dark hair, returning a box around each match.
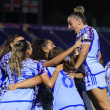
[73,47,79,63]
[68,6,87,25]
[30,39,49,60]
[48,47,63,60]
[63,55,75,72]
[8,40,30,77]
[0,33,21,57]
[48,47,75,72]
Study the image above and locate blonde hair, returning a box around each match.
[74,6,84,14]
[8,40,30,77]
[68,6,87,25]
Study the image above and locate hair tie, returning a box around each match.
[66,56,69,62]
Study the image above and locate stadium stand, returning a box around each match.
[0,25,110,66]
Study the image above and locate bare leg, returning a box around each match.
[90,88,110,110]
[87,90,103,110]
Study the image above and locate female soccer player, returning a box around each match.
[30,39,55,110]
[67,6,110,110]
[0,34,24,101]
[44,47,85,110]
[8,39,56,110]
[0,40,46,110]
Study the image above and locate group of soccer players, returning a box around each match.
[0,5,110,110]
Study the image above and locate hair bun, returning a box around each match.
[74,6,84,14]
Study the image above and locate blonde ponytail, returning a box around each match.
[8,40,30,77]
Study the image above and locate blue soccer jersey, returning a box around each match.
[0,58,47,103]
[76,25,105,75]
[0,52,11,87]
[0,52,11,101]
[46,67,85,110]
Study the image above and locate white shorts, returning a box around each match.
[84,72,107,91]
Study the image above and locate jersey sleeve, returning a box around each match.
[0,61,6,87]
[38,61,48,76]
[1,53,10,71]
[0,55,9,86]
[81,29,94,45]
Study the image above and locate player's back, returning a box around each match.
[0,58,40,102]
[47,67,84,110]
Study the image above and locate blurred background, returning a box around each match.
[0,0,110,66]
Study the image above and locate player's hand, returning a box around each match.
[8,83,17,91]
[55,64,63,73]
[74,48,79,56]
[74,37,82,48]
[67,71,76,80]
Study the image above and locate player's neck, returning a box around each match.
[76,24,87,34]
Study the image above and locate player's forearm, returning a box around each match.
[41,71,59,89]
[41,64,63,88]
[44,45,76,67]
[16,76,42,88]
[75,73,84,78]
[53,45,77,65]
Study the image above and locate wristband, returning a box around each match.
[73,68,77,72]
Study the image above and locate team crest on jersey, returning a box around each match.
[82,33,88,40]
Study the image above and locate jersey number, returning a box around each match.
[61,71,74,88]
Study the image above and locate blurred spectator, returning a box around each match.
[22,23,30,31]
[0,23,4,29]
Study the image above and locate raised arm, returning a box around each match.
[8,75,42,90]
[44,37,82,67]
[40,64,63,89]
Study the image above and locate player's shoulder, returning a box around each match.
[106,61,110,67]
[82,25,96,40]
[85,25,98,34]
[1,52,11,61]
[47,67,56,73]
[25,59,46,69]
[84,25,93,33]
[23,58,39,68]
